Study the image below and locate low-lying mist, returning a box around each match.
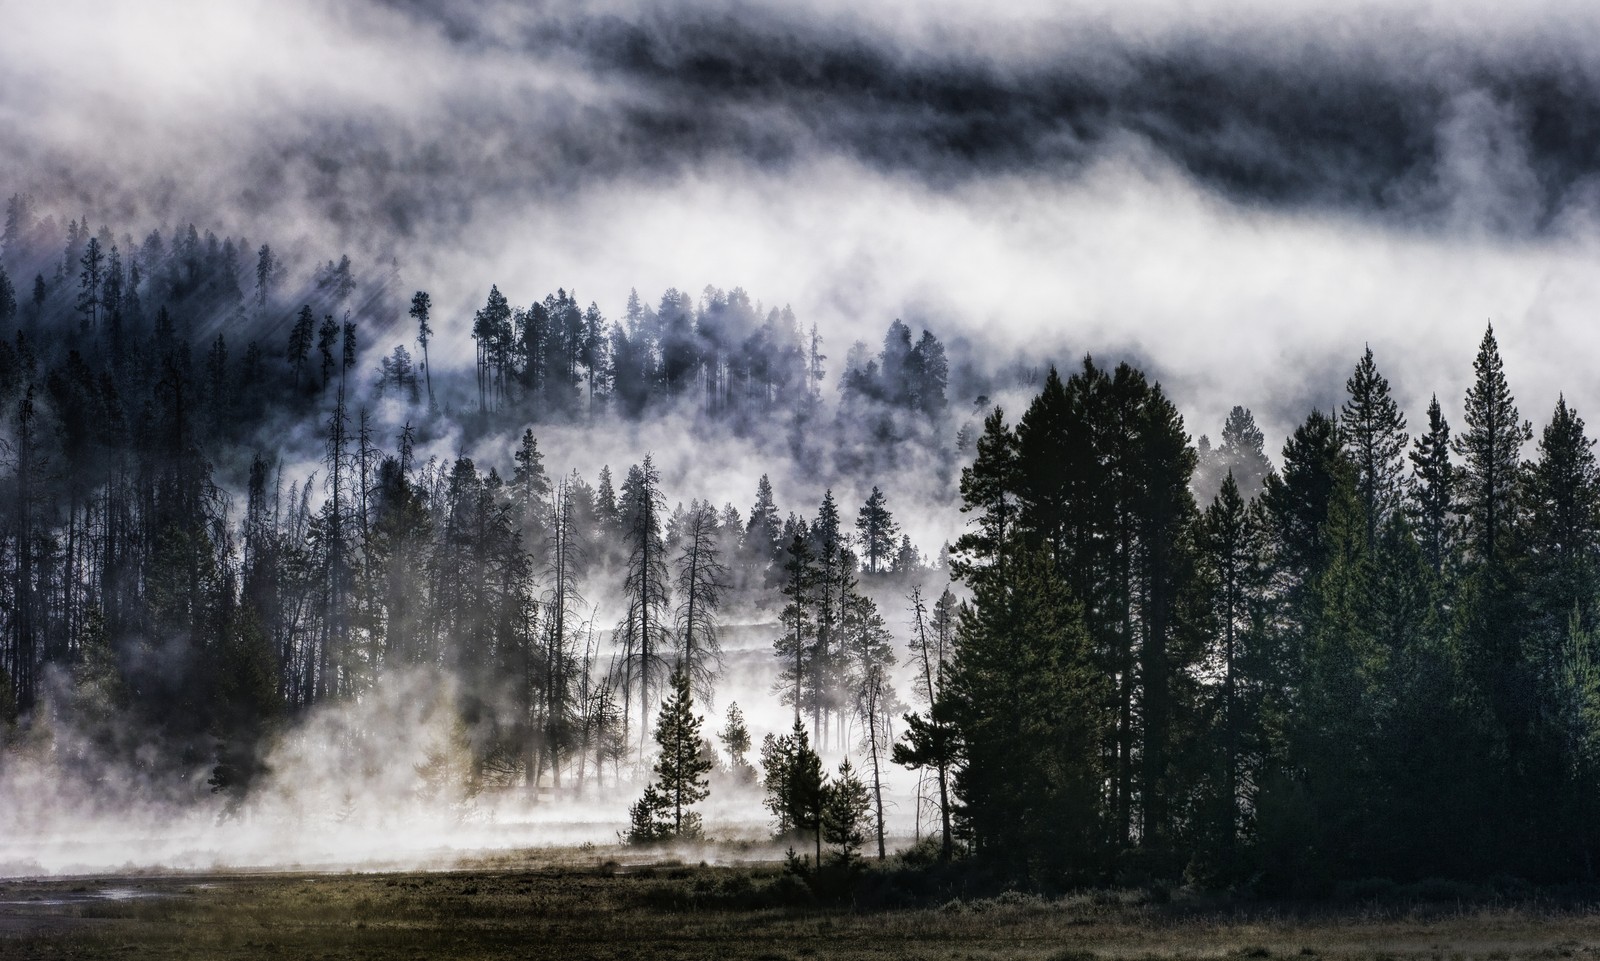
[0,651,928,877]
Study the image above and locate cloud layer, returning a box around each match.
[5,0,1600,444]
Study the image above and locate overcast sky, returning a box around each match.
[5,0,1600,449]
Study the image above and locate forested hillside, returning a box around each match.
[0,197,959,835]
[2,194,1598,892]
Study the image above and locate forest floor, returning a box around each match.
[4,850,1600,960]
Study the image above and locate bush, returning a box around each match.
[894,835,945,869]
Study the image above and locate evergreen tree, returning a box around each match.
[1130,376,1201,853]
[341,319,358,385]
[511,429,551,558]
[1409,394,1457,576]
[744,474,783,581]
[254,243,277,309]
[909,330,948,416]
[631,666,712,840]
[76,236,104,334]
[472,285,513,412]
[1340,346,1409,540]
[855,486,898,574]
[821,758,872,868]
[1198,471,1268,865]
[619,456,671,761]
[288,305,314,388]
[317,313,338,390]
[951,406,1018,586]
[0,266,15,328]
[1196,406,1273,504]
[1453,323,1531,570]
[1292,465,1381,878]
[1555,611,1600,873]
[409,290,434,410]
[843,590,897,858]
[774,525,819,727]
[626,784,669,844]
[719,701,755,783]
[893,586,958,861]
[675,501,728,703]
[1523,396,1600,633]
[761,718,825,860]
[595,465,622,548]
[946,549,1108,883]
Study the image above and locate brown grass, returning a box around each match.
[4,854,1600,960]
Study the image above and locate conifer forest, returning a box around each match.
[14,5,1600,956]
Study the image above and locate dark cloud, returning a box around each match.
[5,0,1600,456]
[344,1,1600,232]
[12,1,1600,247]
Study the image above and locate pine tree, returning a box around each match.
[1448,326,1535,827]
[590,462,616,523]
[633,666,712,839]
[619,456,671,761]
[512,429,551,559]
[1263,409,1346,612]
[0,266,16,328]
[1131,377,1201,851]
[945,549,1108,882]
[254,243,277,309]
[1341,346,1409,540]
[855,486,899,574]
[843,591,897,858]
[1199,471,1267,861]
[1453,323,1531,569]
[1408,395,1456,576]
[472,285,512,412]
[1219,406,1273,498]
[774,526,818,726]
[103,246,123,351]
[744,474,783,582]
[821,758,872,868]
[341,319,358,385]
[761,718,825,860]
[952,406,1018,586]
[1196,406,1273,504]
[675,501,728,703]
[626,784,669,844]
[1013,365,1078,570]
[317,314,338,390]
[537,475,587,790]
[809,489,852,745]
[1523,396,1600,631]
[909,330,948,416]
[893,586,958,861]
[1293,465,1381,877]
[719,702,755,783]
[1555,610,1600,872]
[410,290,435,410]
[288,305,314,388]
[76,236,104,334]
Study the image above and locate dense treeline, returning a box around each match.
[9,193,1600,894]
[0,193,952,441]
[0,198,947,814]
[933,333,1600,889]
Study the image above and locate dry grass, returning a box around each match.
[4,854,1600,960]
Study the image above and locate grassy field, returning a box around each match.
[4,853,1600,960]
